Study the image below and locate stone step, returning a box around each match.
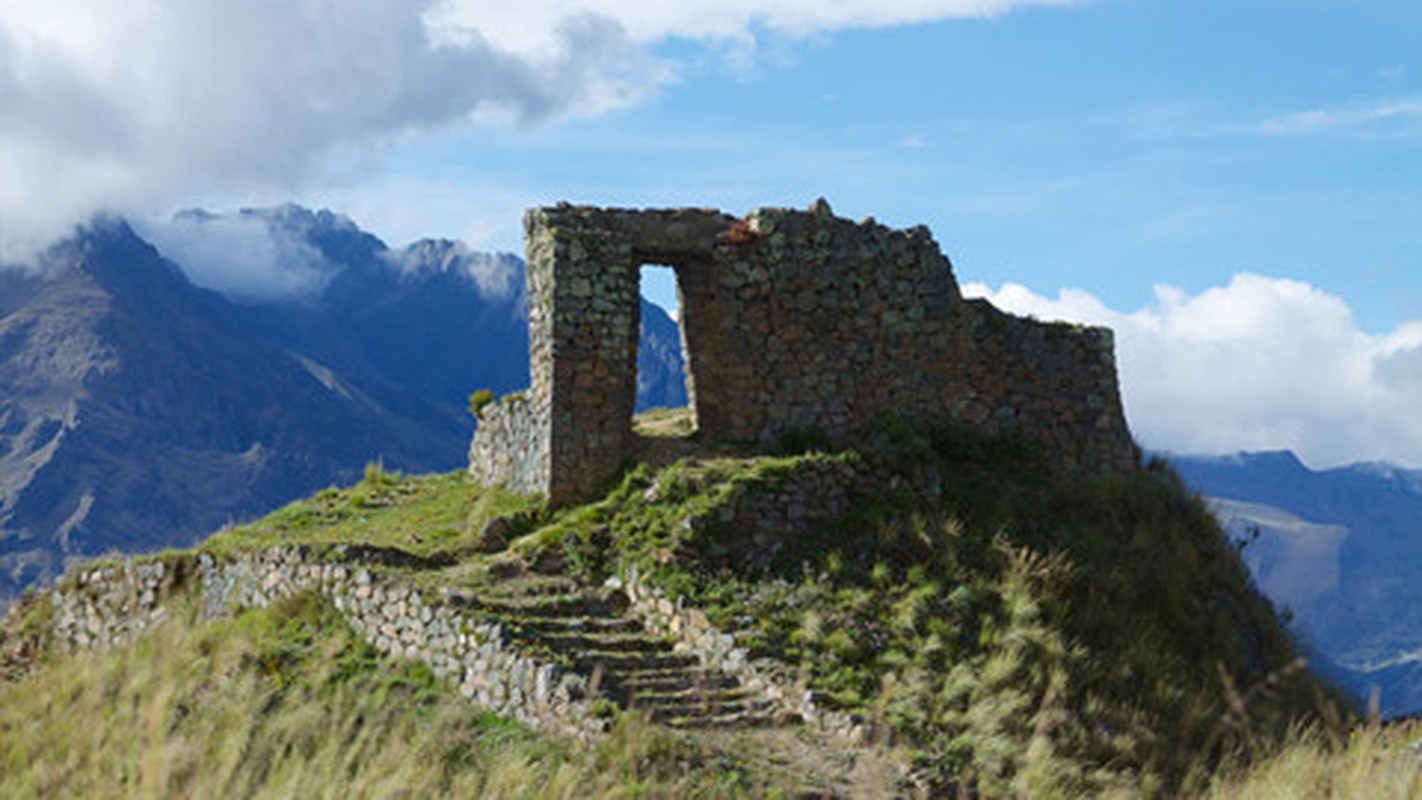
[623,695,763,718]
[651,704,785,730]
[464,593,625,619]
[638,693,773,715]
[503,615,644,635]
[476,577,581,598]
[616,692,759,717]
[614,668,740,695]
[445,577,793,733]
[617,683,755,707]
[571,649,700,674]
[514,629,670,655]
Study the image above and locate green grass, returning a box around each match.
[513,417,1350,795]
[203,465,540,563]
[514,452,854,593]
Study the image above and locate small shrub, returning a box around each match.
[588,697,620,719]
[363,460,401,487]
[468,388,494,418]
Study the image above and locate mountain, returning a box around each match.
[207,206,533,436]
[0,208,686,604]
[1171,450,1422,716]
[636,293,687,412]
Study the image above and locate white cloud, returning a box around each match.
[384,239,522,299]
[963,273,1422,469]
[427,0,1076,55]
[136,210,338,300]
[1240,98,1422,138]
[1113,96,1422,144]
[0,1,651,261]
[0,0,1069,265]
[1172,97,1422,141]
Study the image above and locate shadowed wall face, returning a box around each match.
[471,201,1138,505]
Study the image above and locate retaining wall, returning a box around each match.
[44,548,602,739]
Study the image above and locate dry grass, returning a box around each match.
[1201,719,1422,799]
[0,594,789,799]
[3,427,1399,798]
[631,406,695,438]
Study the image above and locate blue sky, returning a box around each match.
[322,0,1422,333]
[3,0,1421,466]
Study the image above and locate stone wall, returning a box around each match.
[468,392,547,496]
[959,300,1139,473]
[27,540,887,746]
[23,457,911,745]
[44,548,602,740]
[471,199,1138,505]
[51,558,192,651]
[199,548,600,738]
[615,569,877,744]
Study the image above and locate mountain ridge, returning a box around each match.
[1171,449,1422,716]
[0,208,686,604]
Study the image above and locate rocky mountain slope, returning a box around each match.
[1172,450,1422,716]
[0,209,685,604]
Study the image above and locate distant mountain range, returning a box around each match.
[0,207,685,604]
[1171,450,1422,716]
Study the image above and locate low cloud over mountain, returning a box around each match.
[0,206,685,604]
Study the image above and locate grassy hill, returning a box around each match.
[3,412,1419,797]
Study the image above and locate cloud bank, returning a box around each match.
[136,210,340,301]
[963,274,1422,468]
[0,0,1065,261]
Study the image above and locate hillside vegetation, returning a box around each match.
[4,412,1416,797]
[0,593,785,797]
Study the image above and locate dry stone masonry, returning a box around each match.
[470,199,1138,504]
[29,545,814,738]
[197,548,602,739]
[613,568,877,744]
[50,559,192,652]
[40,549,601,738]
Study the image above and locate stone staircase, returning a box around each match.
[24,547,908,795]
[448,575,784,729]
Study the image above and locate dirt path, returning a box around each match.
[691,725,911,798]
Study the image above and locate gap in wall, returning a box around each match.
[635,263,692,437]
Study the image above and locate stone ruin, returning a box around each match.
[470,200,1139,505]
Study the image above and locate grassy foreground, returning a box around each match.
[0,593,785,798]
[3,413,1418,796]
[1203,719,1422,798]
